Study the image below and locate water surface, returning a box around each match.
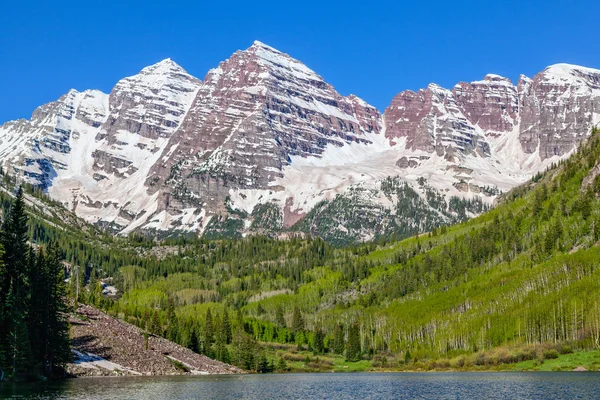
[1,372,598,399]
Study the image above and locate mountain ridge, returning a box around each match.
[1,41,599,243]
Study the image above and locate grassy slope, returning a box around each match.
[104,129,600,372]
[4,130,600,373]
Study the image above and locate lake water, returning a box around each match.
[1,372,599,399]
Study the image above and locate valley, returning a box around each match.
[1,125,600,375]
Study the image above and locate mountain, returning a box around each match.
[2,125,600,373]
[1,42,600,243]
[60,128,600,372]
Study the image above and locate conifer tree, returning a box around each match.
[149,310,162,336]
[165,299,179,342]
[291,306,304,333]
[1,186,32,376]
[333,323,345,355]
[275,305,286,328]
[346,323,361,362]
[188,327,200,353]
[313,327,325,355]
[223,309,232,344]
[204,309,214,346]
[43,244,71,372]
[27,248,46,367]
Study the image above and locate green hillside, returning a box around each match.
[2,128,600,372]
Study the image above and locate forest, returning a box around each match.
[1,128,600,373]
[0,187,71,380]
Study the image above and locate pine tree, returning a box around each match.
[255,352,269,373]
[43,244,71,372]
[235,309,245,333]
[204,309,214,347]
[291,306,304,333]
[275,305,286,328]
[188,327,200,353]
[149,310,162,336]
[1,186,32,376]
[27,248,47,368]
[276,357,288,372]
[232,329,256,370]
[223,309,232,345]
[346,323,361,362]
[313,327,325,355]
[333,323,345,355]
[404,350,412,364]
[165,299,179,342]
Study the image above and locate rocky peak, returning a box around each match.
[3,42,600,239]
[518,64,600,159]
[139,58,187,75]
[483,74,513,84]
[540,64,600,87]
[152,41,382,192]
[452,74,519,135]
[385,83,491,158]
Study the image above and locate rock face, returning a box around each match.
[1,42,600,242]
[384,64,600,164]
[0,89,109,188]
[384,84,491,159]
[147,41,381,214]
[518,65,600,159]
[453,74,519,135]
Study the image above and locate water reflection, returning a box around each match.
[1,372,598,399]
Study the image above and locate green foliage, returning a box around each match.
[0,187,71,378]
[291,306,304,333]
[5,127,600,373]
[346,323,362,362]
[332,323,345,355]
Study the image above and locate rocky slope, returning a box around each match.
[68,305,242,376]
[1,42,600,243]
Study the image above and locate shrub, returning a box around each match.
[543,349,560,360]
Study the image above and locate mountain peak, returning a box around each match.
[250,40,281,53]
[541,63,600,83]
[140,58,188,76]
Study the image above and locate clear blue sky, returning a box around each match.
[1,0,599,122]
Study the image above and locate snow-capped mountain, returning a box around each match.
[1,41,599,243]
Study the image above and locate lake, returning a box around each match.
[1,372,598,399]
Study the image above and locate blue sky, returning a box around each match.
[1,0,599,122]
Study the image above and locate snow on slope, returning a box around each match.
[2,45,600,240]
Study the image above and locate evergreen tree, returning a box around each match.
[27,248,46,370]
[222,309,232,344]
[165,299,179,342]
[291,306,304,333]
[188,327,200,353]
[42,244,71,372]
[313,327,325,355]
[404,350,412,364]
[149,310,162,336]
[333,323,345,355]
[275,305,286,327]
[346,323,361,362]
[255,352,270,373]
[204,309,214,347]
[235,309,245,333]
[231,329,256,370]
[1,186,32,376]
